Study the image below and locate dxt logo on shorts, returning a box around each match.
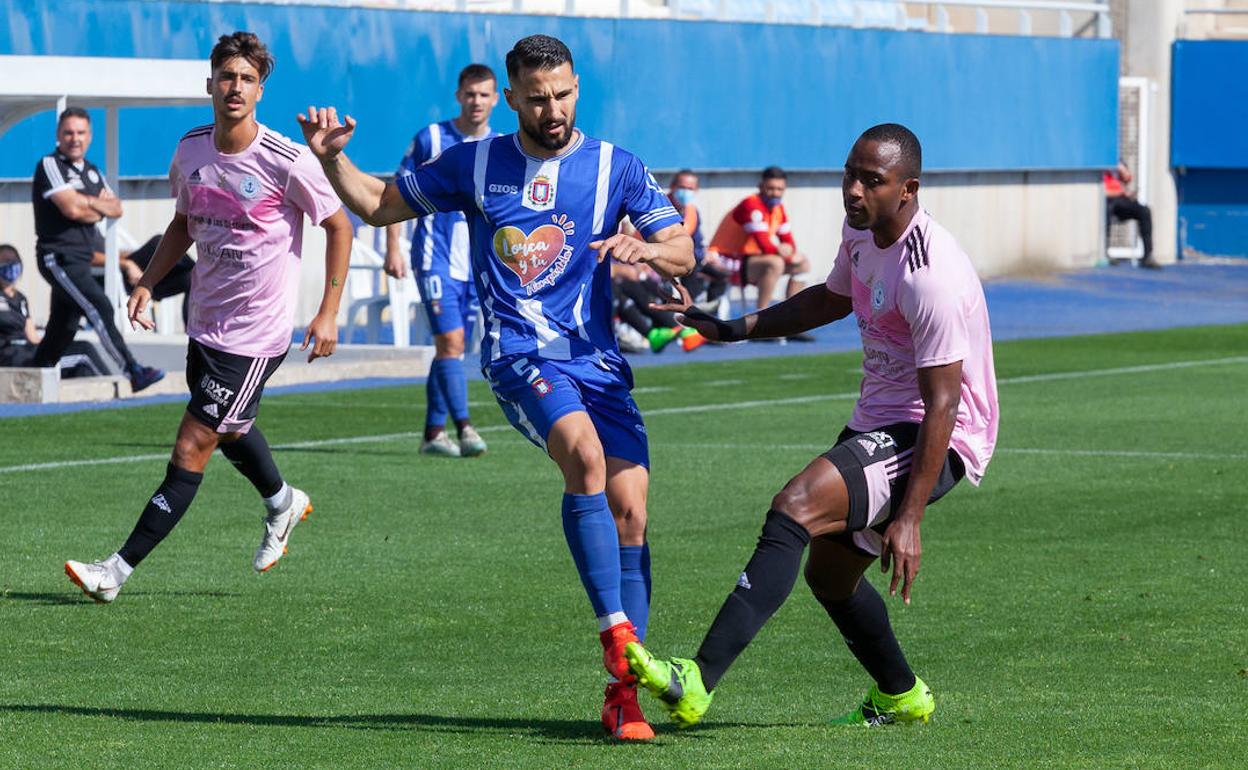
[856,431,896,457]
[199,375,235,406]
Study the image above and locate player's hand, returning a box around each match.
[126,286,155,331]
[880,514,922,604]
[778,242,794,259]
[649,282,745,342]
[297,106,356,160]
[590,233,654,265]
[383,249,407,280]
[302,310,338,362]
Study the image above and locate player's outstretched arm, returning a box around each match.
[298,107,415,227]
[650,283,851,342]
[880,360,962,604]
[590,223,694,280]
[127,213,193,331]
[302,208,352,362]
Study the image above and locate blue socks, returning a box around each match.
[438,356,470,423]
[425,359,450,428]
[561,492,623,618]
[428,356,469,431]
[619,543,651,640]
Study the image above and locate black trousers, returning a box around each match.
[1,340,109,377]
[1108,196,1153,259]
[33,251,138,373]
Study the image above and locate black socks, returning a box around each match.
[816,578,916,695]
[694,510,811,691]
[219,427,284,499]
[117,463,203,567]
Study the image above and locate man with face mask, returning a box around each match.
[708,166,813,338]
[30,108,165,390]
[299,34,695,741]
[0,243,108,375]
[667,170,728,311]
[626,124,999,732]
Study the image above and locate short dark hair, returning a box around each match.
[210,31,275,82]
[0,243,18,264]
[505,35,573,80]
[458,63,497,89]
[672,169,697,182]
[859,123,922,178]
[761,166,787,182]
[57,107,90,127]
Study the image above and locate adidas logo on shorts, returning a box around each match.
[202,402,220,418]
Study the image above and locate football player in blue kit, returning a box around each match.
[299,34,694,740]
[384,64,499,458]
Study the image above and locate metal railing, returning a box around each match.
[174,0,1114,38]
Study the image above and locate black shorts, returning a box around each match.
[822,422,965,557]
[185,339,285,434]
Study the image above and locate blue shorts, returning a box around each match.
[414,264,478,337]
[486,355,649,468]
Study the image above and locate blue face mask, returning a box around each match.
[0,261,21,285]
[672,188,696,206]
[762,196,783,208]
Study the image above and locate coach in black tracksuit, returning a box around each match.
[30,107,163,391]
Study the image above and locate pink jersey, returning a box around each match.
[170,123,341,357]
[825,209,998,484]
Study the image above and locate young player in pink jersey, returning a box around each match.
[64,32,351,603]
[624,124,999,728]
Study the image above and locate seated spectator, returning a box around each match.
[666,170,731,309]
[0,244,109,377]
[707,166,814,340]
[93,234,195,326]
[612,261,705,353]
[1105,161,1159,269]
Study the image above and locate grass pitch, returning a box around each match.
[1,324,1245,768]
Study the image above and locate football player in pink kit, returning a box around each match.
[64,32,352,603]
[625,123,999,728]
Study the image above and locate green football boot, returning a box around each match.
[831,676,935,726]
[624,642,714,728]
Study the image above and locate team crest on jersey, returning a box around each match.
[871,282,885,310]
[524,174,556,212]
[492,214,576,295]
[238,175,261,200]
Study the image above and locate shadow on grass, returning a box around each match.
[0,704,791,743]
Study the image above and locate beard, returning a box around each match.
[520,112,576,152]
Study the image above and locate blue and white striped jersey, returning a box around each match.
[395,120,497,282]
[396,131,682,366]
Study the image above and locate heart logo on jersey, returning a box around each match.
[492,215,576,288]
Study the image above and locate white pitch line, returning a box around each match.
[3,355,1244,475]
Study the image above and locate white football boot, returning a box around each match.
[65,553,130,603]
[419,430,461,457]
[253,487,312,572]
[458,426,488,457]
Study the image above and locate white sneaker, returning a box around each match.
[65,554,128,603]
[420,431,461,457]
[458,426,488,457]
[253,487,312,572]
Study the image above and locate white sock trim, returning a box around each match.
[262,482,291,512]
[598,612,630,633]
[109,552,134,579]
